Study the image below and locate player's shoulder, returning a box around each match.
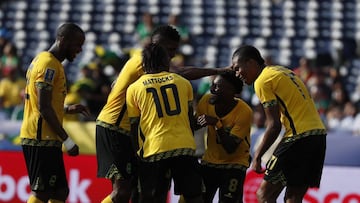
[33,52,61,69]
[124,53,142,67]
[235,98,253,113]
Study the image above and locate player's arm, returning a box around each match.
[37,83,79,156]
[126,84,141,153]
[188,101,200,132]
[129,117,140,153]
[64,104,90,117]
[252,102,282,173]
[215,123,242,154]
[170,65,233,80]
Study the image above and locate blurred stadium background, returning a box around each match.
[1,1,360,202]
[1,0,360,86]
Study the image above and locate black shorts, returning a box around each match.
[264,135,326,188]
[138,155,203,198]
[96,125,137,180]
[201,165,246,203]
[22,145,68,192]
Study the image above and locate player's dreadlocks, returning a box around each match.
[142,43,170,73]
[150,25,181,43]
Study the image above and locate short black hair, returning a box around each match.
[56,22,84,39]
[142,43,169,73]
[150,25,181,43]
[233,45,265,65]
[220,71,244,94]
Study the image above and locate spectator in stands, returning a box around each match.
[307,71,332,121]
[69,63,111,121]
[0,27,11,58]
[0,67,26,119]
[168,14,190,44]
[330,76,350,107]
[19,23,90,203]
[168,14,194,67]
[195,72,252,203]
[340,101,358,131]
[135,12,157,46]
[94,45,129,77]
[325,104,343,130]
[232,45,327,203]
[293,57,313,84]
[0,42,21,77]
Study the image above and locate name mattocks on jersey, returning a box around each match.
[142,75,174,86]
[44,68,55,83]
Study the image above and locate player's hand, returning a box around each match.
[217,65,234,74]
[66,104,91,117]
[67,144,79,156]
[197,114,218,127]
[251,156,266,174]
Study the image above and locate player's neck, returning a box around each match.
[215,99,237,117]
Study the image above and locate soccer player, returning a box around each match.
[96,25,230,203]
[195,72,252,203]
[232,45,327,203]
[126,43,203,203]
[20,23,90,203]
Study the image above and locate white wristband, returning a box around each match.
[63,137,76,150]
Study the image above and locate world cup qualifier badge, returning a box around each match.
[44,68,55,83]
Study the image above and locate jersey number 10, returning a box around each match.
[146,84,181,118]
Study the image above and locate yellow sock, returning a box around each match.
[101,195,113,203]
[49,199,64,203]
[27,195,44,203]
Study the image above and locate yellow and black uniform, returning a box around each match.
[20,51,68,191]
[21,52,67,144]
[198,94,252,168]
[97,53,143,133]
[127,71,195,159]
[126,71,202,197]
[95,53,143,180]
[255,65,326,187]
[197,93,252,202]
[0,76,26,118]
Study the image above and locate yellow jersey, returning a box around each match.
[0,77,26,108]
[20,52,66,143]
[197,94,252,168]
[96,53,144,134]
[126,71,196,159]
[254,65,326,141]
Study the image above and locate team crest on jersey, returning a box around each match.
[44,68,55,83]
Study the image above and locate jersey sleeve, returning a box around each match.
[112,55,144,91]
[34,59,59,87]
[254,76,277,107]
[126,84,140,119]
[229,102,253,139]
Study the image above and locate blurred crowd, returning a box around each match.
[1,12,360,136]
